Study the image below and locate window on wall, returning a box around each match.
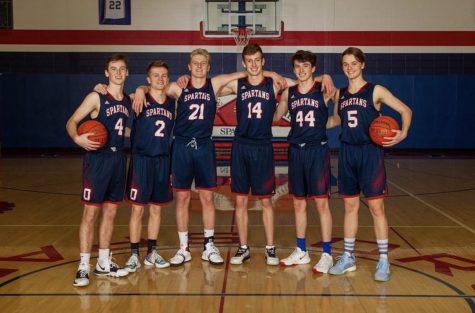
[0,0,12,29]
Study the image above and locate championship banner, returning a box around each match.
[99,0,131,25]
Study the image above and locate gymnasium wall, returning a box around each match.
[1,0,475,149]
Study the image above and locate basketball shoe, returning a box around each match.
[169,248,192,266]
[312,253,333,274]
[94,254,129,277]
[265,247,279,266]
[280,247,310,266]
[73,263,90,287]
[230,246,250,265]
[374,258,391,282]
[144,250,170,269]
[328,253,356,275]
[124,254,141,273]
[202,243,224,265]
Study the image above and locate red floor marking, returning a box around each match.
[0,268,18,279]
[0,245,63,262]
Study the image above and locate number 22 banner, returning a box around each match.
[99,0,131,25]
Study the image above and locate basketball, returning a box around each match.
[77,120,108,148]
[369,115,400,146]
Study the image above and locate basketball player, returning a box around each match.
[66,54,131,287]
[274,50,335,273]
[133,49,255,266]
[122,61,175,272]
[328,47,412,281]
[218,44,334,266]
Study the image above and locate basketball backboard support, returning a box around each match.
[202,0,282,39]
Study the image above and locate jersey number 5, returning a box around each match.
[347,110,358,128]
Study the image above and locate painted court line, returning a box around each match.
[388,180,475,235]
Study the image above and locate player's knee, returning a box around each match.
[130,206,145,219]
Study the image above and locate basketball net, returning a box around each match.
[231,27,253,47]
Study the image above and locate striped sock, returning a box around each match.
[377,239,389,259]
[296,238,306,252]
[344,238,355,256]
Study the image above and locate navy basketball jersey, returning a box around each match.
[174,79,216,138]
[287,82,328,144]
[235,77,277,141]
[95,92,132,150]
[131,93,175,157]
[338,83,379,145]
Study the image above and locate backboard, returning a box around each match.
[202,0,282,38]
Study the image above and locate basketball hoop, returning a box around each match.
[231,27,253,47]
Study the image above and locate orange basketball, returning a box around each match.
[369,116,400,146]
[77,120,108,148]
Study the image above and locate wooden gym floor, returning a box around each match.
[0,154,474,312]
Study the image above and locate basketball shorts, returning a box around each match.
[171,137,217,190]
[126,154,173,205]
[81,150,127,205]
[288,143,331,199]
[231,139,275,197]
[338,143,387,199]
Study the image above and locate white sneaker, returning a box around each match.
[230,246,250,265]
[124,254,141,273]
[265,247,279,266]
[73,263,90,287]
[313,253,334,274]
[280,247,311,266]
[202,243,224,265]
[94,254,129,277]
[169,248,192,266]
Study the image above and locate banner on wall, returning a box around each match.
[99,0,131,25]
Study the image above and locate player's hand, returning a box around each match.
[382,129,407,147]
[74,133,102,151]
[320,74,335,94]
[93,83,108,95]
[133,88,147,114]
[177,75,191,89]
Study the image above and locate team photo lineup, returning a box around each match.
[66,44,412,287]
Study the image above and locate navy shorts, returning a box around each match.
[338,143,387,199]
[171,137,217,190]
[82,150,127,205]
[231,139,275,197]
[288,143,331,199]
[126,154,173,205]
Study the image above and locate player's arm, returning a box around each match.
[326,89,341,129]
[65,92,102,151]
[211,71,247,94]
[374,85,412,147]
[217,79,239,97]
[315,74,335,94]
[274,88,289,121]
[262,70,288,91]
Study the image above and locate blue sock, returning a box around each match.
[297,238,306,251]
[322,241,332,255]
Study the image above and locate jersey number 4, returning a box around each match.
[247,102,262,119]
[296,110,315,127]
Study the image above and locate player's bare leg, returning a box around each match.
[368,198,390,281]
[261,198,278,265]
[199,189,223,264]
[124,204,144,272]
[313,198,333,273]
[170,191,192,266]
[144,205,169,268]
[280,199,310,266]
[230,194,250,265]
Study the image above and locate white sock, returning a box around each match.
[98,248,109,260]
[79,253,90,266]
[204,229,214,238]
[178,231,188,250]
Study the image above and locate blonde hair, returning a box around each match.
[189,48,211,64]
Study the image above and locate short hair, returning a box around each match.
[341,47,366,64]
[146,60,169,75]
[189,48,211,64]
[104,53,128,70]
[291,50,316,68]
[242,43,263,60]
